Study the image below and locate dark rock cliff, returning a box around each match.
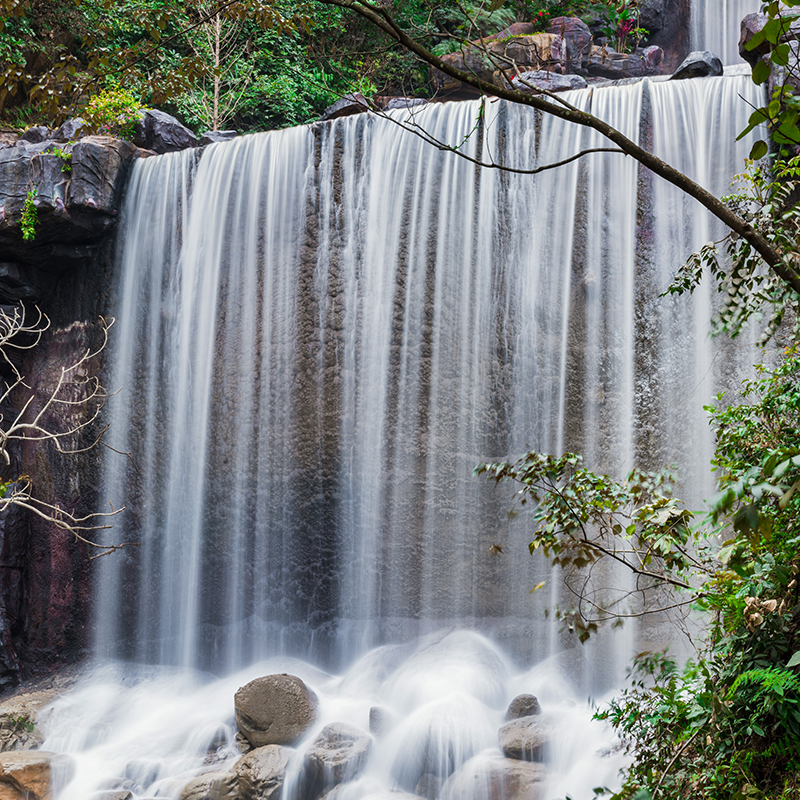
[0,134,146,685]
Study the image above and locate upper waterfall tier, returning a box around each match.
[691,0,760,65]
[97,74,761,678]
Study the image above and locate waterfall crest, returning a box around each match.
[98,75,761,677]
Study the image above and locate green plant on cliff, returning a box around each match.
[51,146,72,173]
[20,188,38,242]
[83,88,144,139]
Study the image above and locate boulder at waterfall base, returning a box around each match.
[233,744,290,800]
[234,673,318,747]
[441,756,547,800]
[0,751,75,800]
[179,770,238,800]
[498,716,554,761]
[504,694,541,720]
[302,722,372,787]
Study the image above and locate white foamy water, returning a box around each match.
[44,633,626,800]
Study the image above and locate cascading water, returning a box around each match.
[44,72,762,799]
[691,0,760,65]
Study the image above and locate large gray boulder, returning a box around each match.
[670,50,723,80]
[441,757,547,800]
[497,716,554,762]
[302,722,371,787]
[504,694,541,721]
[233,744,290,800]
[52,118,85,142]
[234,673,318,748]
[133,109,197,154]
[179,771,238,800]
[18,127,50,145]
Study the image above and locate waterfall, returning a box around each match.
[95,73,760,678]
[691,0,760,64]
[43,72,763,800]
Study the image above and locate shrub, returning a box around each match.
[83,88,143,139]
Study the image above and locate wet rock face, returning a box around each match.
[441,757,547,800]
[0,136,143,298]
[199,131,239,146]
[233,744,290,800]
[301,722,372,792]
[497,716,554,761]
[234,673,318,747]
[0,689,61,752]
[179,770,239,800]
[587,45,663,79]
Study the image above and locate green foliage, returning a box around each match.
[587,350,800,800]
[740,1,800,160]
[663,157,800,342]
[475,453,698,641]
[51,146,72,173]
[20,187,38,242]
[11,715,34,734]
[597,0,648,53]
[83,88,143,139]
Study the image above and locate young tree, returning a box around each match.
[0,305,126,558]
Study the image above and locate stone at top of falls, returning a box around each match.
[319,93,370,122]
[587,45,663,79]
[302,722,372,788]
[504,694,541,720]
[670,50,724,80]
[497,715,554,762]
[0,750,75,800]
[133,109,198,154]
[440,756,547,800]
[511,70,587,93]
[233,744,291,800]
[234,673,318,747]
[199,131,239,146]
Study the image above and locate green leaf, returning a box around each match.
[749,139,769,160]
[752,59,771,85]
